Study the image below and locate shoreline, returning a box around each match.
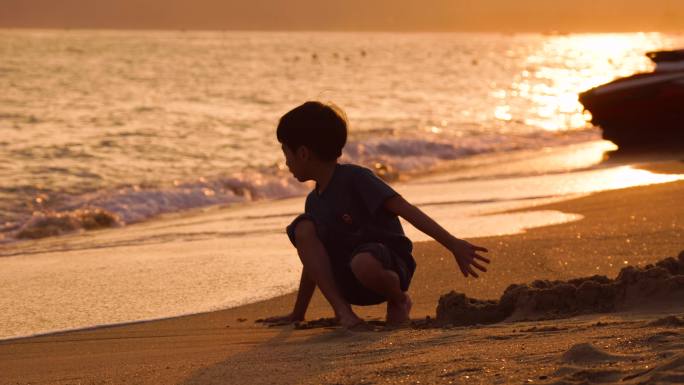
[1,139,607,246]
[0,144,679,342]
[6,141,678,342]
[0,161,682,384]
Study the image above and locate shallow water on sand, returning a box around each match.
[1,141,683,340]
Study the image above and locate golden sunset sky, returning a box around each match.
[1,0,683,31]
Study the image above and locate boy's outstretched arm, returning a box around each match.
[384,195,490,277]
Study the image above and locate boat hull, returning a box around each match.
[579,72,684,149]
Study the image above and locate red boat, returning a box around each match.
[579,49,684,149]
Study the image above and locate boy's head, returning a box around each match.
[277,101,348,162]
[277,101,348,182]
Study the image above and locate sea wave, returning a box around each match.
[342,128,600,175]
[4,171,310,241]
[2,129,599,241]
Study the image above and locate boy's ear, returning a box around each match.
[296,145,310,160]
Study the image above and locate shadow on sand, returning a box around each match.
[178,322,393,385]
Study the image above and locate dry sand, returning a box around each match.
[1,161,683,385]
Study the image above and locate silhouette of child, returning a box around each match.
[263,101,489,329]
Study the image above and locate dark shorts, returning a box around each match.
[287,214,415,306]
[337,242,414,306]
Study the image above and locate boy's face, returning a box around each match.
[281,144,310,182]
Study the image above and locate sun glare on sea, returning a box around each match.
[503,33,672,132]
[581,166,684,192]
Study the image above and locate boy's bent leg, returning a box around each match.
[293,220,362,328]
[349,253,412,326]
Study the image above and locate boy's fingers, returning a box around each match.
[473,246,489,252]
[460,260,477,277]
[459,264,468,277]
[456,261,468,277]
[472,261,487,272]
[474,254,491,263]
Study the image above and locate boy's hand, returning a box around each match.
[259,313,305,326]
[447,238,490,278]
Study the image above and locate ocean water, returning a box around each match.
[2,30,684,340]
[2,30,682,241]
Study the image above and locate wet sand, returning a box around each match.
[1,162,683,385]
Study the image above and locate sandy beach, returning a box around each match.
[0,160,682,385]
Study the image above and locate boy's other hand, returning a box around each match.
[447,238,490,278]
[259,313,305,326]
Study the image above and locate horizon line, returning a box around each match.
[2,26,683,34]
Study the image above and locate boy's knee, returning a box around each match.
[350,252,383,280]
[293,219,317,243]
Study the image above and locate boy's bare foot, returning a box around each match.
[386,293,412,327]
[337,312,365,329]
[344,319,375,332]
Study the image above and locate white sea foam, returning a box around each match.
[9,171,310,240]
[5,130,600,241]
[342,129,600,174]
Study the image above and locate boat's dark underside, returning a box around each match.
[598,115,684,149]
[579,76,684,149]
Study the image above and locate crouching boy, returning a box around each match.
[264,101,489,328]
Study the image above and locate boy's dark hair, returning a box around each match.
[277,101,347,161]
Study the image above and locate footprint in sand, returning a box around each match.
[646,331,682,345]
[647,315,684,328]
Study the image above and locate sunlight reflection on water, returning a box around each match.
[497,33,675,132]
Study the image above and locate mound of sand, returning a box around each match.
[560,343,635,364]
[550,338,684,384]
[436,251,684,326]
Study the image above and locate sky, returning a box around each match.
[1,0,683,32]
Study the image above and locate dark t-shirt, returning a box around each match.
[286,163,416,273]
